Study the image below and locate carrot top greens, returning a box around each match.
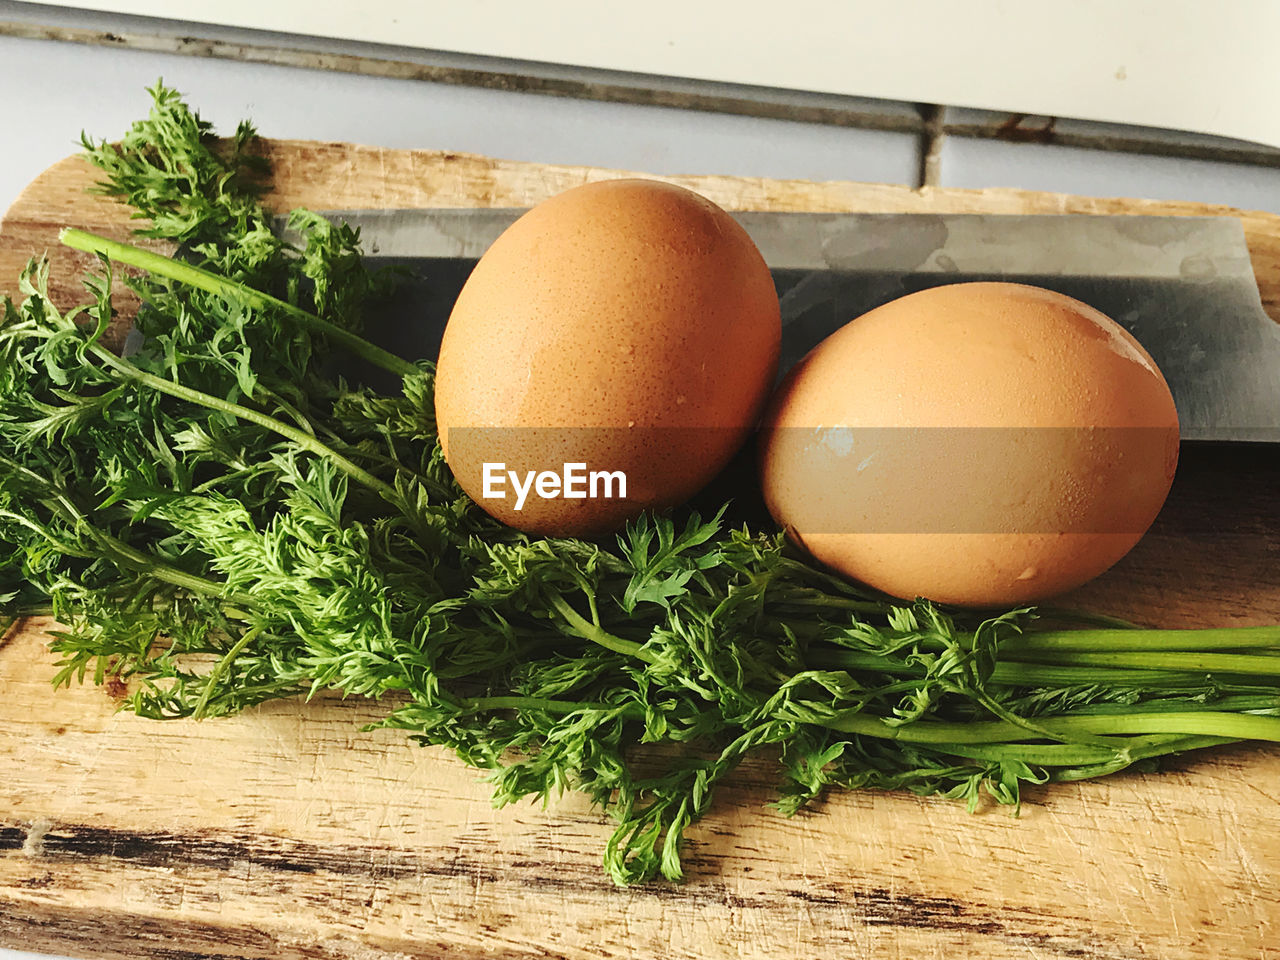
[3,83,1278,885]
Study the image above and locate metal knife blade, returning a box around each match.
[291,210,1280,443]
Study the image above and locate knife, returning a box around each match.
[291,210,1280,443]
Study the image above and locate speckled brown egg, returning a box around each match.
[435,178,781,537]
[758,282,1180,607]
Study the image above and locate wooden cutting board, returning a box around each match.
[2,142,1278,960]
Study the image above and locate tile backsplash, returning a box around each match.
[2,1,1279,213]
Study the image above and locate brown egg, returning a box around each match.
[435,178,781,537]
[759,282,1180,607]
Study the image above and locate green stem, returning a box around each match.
[1029,607,1141,629]
[1,604,55,619]
[810,645,1280,688]
[819,710,1280,743]
[924,733,1234,768]
[807,647,1199,689]
[1005,625,1280,653]
[0,455,255,606]
[60,228,419,379]
[86,525,247,601]
[773,592,892,615]
[461,695,643,717]
[988,661,1221,687]
[0,507,94,560]
[1064,694,1280,716]
[804,648,922,676]
[191,624,263,720]
[548,594,656,664]
[84,340,400,503]
[1006,650,1280,676]
[1044,735,1242,782]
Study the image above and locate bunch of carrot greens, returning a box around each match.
[2,84,1277,885]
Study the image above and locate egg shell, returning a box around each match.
[759,282,1180,607]
[435,178,781,537]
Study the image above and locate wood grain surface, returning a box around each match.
[1,142,1278,960]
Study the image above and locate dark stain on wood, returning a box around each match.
[15,821,1120,953]
[6,820,1066,930]
[0,826,26,851]
[785,887,1108,957]
[3,816,1127,957]
[0,900,280,960]
[15,871,56,888]
[12,822,502,884]
[103,673,128,701]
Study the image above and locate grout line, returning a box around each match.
[0,19,923,135]
[917,104,946,188]
[4,17,1279,169]
[945,119,1280,169]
